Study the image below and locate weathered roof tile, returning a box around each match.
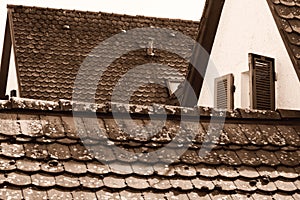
[237,166,260,178]
[170,178,194,190]
[79,174,104,189]
[96,189,120,200]
[55,174,80,188]
[165,191,190,200]
[277,166,298,178]
[275,150,299,166]
[148,177,172,190]
[258,125,286,146]
[236,150,261,166]
[256,150,280,166]
[48,143,71,160]
[188,192,212,200]
[143,192,165,200]
[47,189,73,200]
[41,160,64,173]
[0,157,17,171]
[224,124,249,145]
[277,125,300,146]
[152,164,176,176]
[23,187,48,200]
[126,176,150,189]
[119,190,143,200]
[231,193,253,200]
[69,144,93,161]
[103,176,127,189]
[218,149,242,165]
[1,142,25,158]
[256,179,277,192]
[6,172,31,186]
[61,116,84,139]
[210,192,234,200]
[274,180,297,192]
[0,186,24,200]
[257,166,280,178]
[194,164,219,178]
[212,179,236,191]
[239,124,268,145]
[31,173,56,187]
[131,162,154,176]
[234,179,257,192]
[18,114,43,137]
[24,143,48,159]
[72,191,98,200]
[0,114,20,136]
[63,160,87,174]
[191,177,215,190]
[87,161,110,175]
[40,115,65,138]
[174,164,197,177]
[217,166,238,179]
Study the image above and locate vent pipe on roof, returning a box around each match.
[146,38,155,56]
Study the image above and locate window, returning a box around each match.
[249,53,275,110]
[214,73,234,110]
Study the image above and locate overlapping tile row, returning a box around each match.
[268,0,300,75]
[8,5,199,105]
[0,111,300,199]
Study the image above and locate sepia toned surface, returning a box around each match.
[0,98,299,199]
[8,5,199,105]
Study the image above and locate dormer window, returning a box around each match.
[249,53,275,110]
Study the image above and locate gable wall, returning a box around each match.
[6,47,19,97]
[198,0,300,110]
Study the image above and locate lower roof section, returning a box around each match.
[0,97,299,199]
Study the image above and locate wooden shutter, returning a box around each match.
[249,53,275,110]
[214,74,234,110]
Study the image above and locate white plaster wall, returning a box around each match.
[198,0,300,110]
[6,47,19,97]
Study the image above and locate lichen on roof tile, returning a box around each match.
[0,186,23,200]
[6,172,31,186]
[47,189,73,200]
[23,187,48,200]
[103,176,127,189]
[31,173,56,187]
[126,176,150,189]
[41,160,64,173]
[1,142,25,158]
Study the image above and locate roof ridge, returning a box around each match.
[6,4,199,23]
[0,97,299,120]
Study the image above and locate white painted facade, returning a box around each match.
[6,47,19,97]
[198,0,300,110]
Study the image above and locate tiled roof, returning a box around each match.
[7,5,199,105]
[267,0,300,79]
[0,98,299,199]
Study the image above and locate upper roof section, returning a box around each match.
[267,0,300,80]
[5,5,199,105]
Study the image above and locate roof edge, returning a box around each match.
[181,0,226,107]
[6,4,199,23]
[265,0,300,81]
[0,97,299,120]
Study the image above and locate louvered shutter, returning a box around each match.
[249,53,275,110]
[214,74,234,110]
